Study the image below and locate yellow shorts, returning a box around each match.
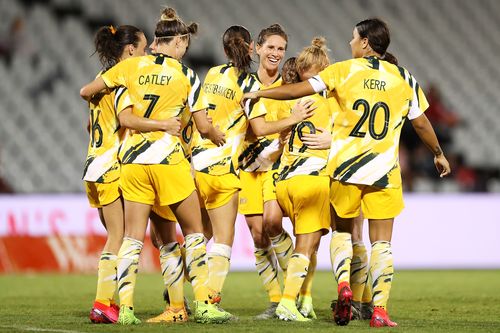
[120,159,196,206]
[85,180,121,208]
[152,205,177,222]
[276,175,330,235]
[238,170,278,215]
[330,180,404,219]
[195,171,240,210]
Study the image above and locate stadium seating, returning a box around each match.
[0,0,498,192]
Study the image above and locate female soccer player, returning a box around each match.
[270,37,334,322]
[243,18,451,327]
[237,23,300,320]
[190,25,314,316]
[84,24,179,324]
[80,7,230,325]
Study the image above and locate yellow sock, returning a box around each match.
[184,233,210,301]
[159,242,184,309]
[270,231,294,277]
[117,237,143,309]
[350,242,368,302]
[330,231,352,285]
[370,241,393,309]
[180,243,189,282]
[95,252,117,306]
[254,246,282,303]
[362,271,373,304]
[282,253,310,301]
[207,243,231,296]
[299,252,317,297]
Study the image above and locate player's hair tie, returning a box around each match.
[109,25,117,35]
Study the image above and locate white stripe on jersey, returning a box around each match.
[192,134,244,171]
[243,138,281,171]
[281,156,327,180]
[83,144,119,182]
[188,75,201,111]
[125,133,180,164]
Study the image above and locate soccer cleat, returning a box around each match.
[333,282,353,326]
[361,302,374,320]
[89,301,119,324]
[298,296,317,319]
[146,307,188,323]
[193,301,232,324]
[163,288,192,315]
[276,299,311,322]
[117,306,141,325]
[254,302,279,320]
[351,301,362,320]
[370,307,397,327]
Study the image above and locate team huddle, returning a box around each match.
[79,6,451,328]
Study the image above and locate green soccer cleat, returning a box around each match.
[298,295,317,319]
[276,299,311,322]
[117,306,141,325]
[193,301,232,324]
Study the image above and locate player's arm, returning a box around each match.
[118,106,181,136]
[411,113,451,177]
[248,99,316,137]
[80,77,107,101]
[243,80,316,102]
[192,109,226,146]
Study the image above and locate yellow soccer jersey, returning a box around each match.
[238,75,287,172]
[191,63,264,175]
[277,91,335,181]
[309,56,429,188]
[101,54,201,165]
[82,72,132,183]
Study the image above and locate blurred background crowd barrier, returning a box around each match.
[1,194,499,272]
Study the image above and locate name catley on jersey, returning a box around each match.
[238,75,287,172]
[101,54,200,165]
[278,91,337,180]
[191,63,264,175]
[82,72,132,183]
[309,56,428,189]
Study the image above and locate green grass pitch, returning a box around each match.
[1,270,499,332]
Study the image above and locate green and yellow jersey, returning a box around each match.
[191,63,263,175]
[101,53,201,165]
[309,56,428,188]
[238,75,287,172]
[82,72,132,183]
[277,91,335,181]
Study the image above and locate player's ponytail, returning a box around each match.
[223,25,253,73]
[94,25,142,69]
[355,18,398,65]
[281,57,300,84]
[382,51,398,65]
[155,7,198,45]
[296,36,330,74]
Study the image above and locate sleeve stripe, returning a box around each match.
[114,86,127,111]
[308,75,327,93]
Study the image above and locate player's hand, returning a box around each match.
[162,117,181,136]
[208,125,226,146]
[434,155,451,177]
[290,99,316,124]
[241,91,260,108]
[301,127,332,150]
